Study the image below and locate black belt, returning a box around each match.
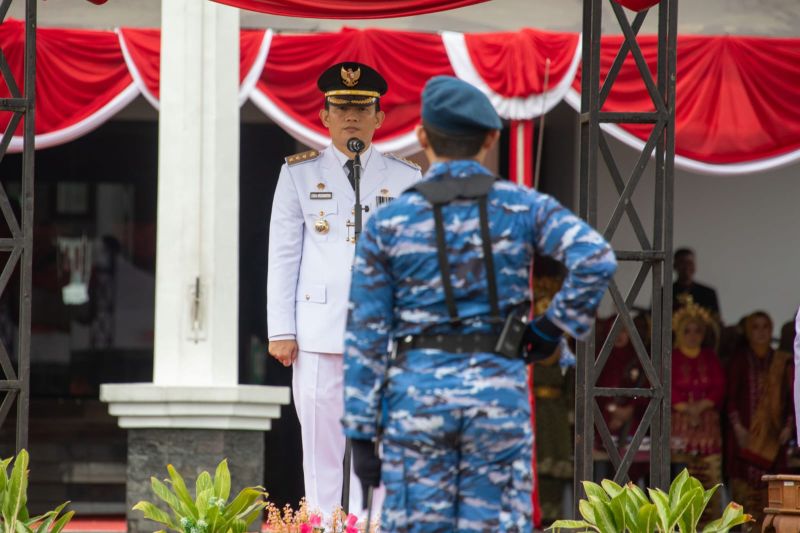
[395,333,516,359]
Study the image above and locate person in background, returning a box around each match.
[726,311,794,531]
[670,303,725,523]
[594,315,650,484]
[531,277,574,525]
[795,306,800,443]
[672,248,720,321]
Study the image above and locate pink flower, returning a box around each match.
[309,514,322,527]
[300,524,312,533]
[346,514,358,527]
[346,527,359,533]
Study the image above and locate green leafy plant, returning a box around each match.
[133,459,268,533]
[549,468,753,533]
[0,449,74,533]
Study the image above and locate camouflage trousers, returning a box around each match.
[379,349,534,532]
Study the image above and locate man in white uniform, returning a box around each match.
[267,62,421,515]
[794,305,800,442]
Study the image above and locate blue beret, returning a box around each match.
[421,76,502,134]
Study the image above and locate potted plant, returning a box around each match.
[133,459,268,533]
[549,468,752,532]
[0,449,74,533]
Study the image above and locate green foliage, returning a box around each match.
[133,459,268,533]
[548,469,753,533]
[0,450,74,533]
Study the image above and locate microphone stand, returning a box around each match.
[353,151,363,242]
[342,140,364,515]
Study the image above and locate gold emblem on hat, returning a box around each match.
[317,182,325,190]
[341,67,361,88]
[314,219,330,235]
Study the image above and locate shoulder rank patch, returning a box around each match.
[385,153,421,170]
[286,150,320,166]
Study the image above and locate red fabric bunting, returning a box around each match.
[572,35,800,165]
[613,0,660,11]
[118,28,160,99]
[0,19,133,138]
[2,19,800,171]
[211,0,489,19]
[257,27,454,143]
[464,29,579,97]
[118,28,268,103]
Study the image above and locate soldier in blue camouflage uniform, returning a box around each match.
[342,76,617,532]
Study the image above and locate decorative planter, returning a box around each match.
[762,474,800,532]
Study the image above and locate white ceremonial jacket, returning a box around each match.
[267,145,422,354]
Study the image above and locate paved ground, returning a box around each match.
[11,0,800,35]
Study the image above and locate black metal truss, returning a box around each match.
[0,0,35,451]
[575,0,677,498]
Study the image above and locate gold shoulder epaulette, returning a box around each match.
[286,149,320,166]
[385,153,421,170]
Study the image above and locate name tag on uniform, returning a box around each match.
[310,192,333,200]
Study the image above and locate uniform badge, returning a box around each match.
[310,182,333,200]
[341,66,361,87]
[314,219,330,235]
[376,189,395,207]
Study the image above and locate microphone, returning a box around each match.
[347,137,366,154]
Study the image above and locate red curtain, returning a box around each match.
[118,28,160,100]
[465,29,579,97]
[572,35,800,165]
[119,28,268,103]
[2,19,800,172]
[256,27,454,144]
[211,0,489,19]
[0,19,133,141]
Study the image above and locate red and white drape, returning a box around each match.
[250,27,456,155]
[565,34,800,175]
[210,0,490,18]
[2,20,800,176]
[209,0,659,17]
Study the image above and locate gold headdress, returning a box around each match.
[672,296,714,333]
[672,297,722,353]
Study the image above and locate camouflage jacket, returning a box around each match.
[342,160,617,439]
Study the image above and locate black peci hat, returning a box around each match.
[317,62,388,106]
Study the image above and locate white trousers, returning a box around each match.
[292,350,384,518]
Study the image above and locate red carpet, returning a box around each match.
[63,518,126,532]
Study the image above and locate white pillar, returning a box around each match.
[102,0,287,430]
[153,0,239,386]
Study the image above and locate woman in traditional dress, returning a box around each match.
[594,313,650,483]
[670,304,725,522]
[726,311,794,530]
[532,351,574,524]
[530,275,575,525]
